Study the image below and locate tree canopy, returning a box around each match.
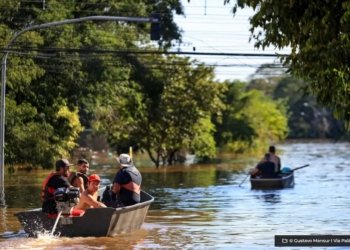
[247,73,346,139]
[93,55,225,167]
[0,0,185,168]
[0,0,292,168]
[214,80,288,154]
[229,0,350,122]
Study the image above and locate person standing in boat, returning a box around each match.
[68,158,89,193]
[250,153,278,178]
[268,145,281,173]
[111,153,142,206]
[74,174,107,210]
[41,159,72,214]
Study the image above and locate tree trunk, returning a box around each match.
[146,148,160,168]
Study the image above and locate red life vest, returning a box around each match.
[41,172,56,201]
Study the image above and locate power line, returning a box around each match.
[0,47,288,57]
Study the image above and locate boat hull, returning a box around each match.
[250,173,294,189]
[15,190,154,237]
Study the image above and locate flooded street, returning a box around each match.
[0,141,349,249]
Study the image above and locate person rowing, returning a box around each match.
[250,153,279,178]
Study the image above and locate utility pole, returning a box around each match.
[0,15,159,206]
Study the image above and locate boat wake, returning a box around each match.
[0,230,62,249]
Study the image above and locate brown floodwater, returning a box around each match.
[0,141,349,249]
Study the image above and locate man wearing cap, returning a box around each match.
[68,158,90,193]
[111,153,142,206]
[74,174,107,210]
[41,159,72,214]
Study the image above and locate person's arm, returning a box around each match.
[112,182,120,194]
[112,170,124,194]
[74,176,85,193]
[80,193,106,208]
[249,165,260,176]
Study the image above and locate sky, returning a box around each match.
[174,0,289,82]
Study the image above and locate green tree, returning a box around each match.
[247,66,346,139]
[6,99,82,168]
[273,77,345,139]
[215,80,288,154]
[0,0,185,167]
[94,55,225,167]
[229,0,350,122]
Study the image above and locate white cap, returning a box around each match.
[118,153,132,166]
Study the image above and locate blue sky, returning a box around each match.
[174,0,289,81]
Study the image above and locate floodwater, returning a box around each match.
[0,141,349,249]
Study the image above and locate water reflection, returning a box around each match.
[140,164,243,189]
[1,141,350,249]
[253,192,281,204]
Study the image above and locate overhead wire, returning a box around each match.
[0,2,288,80]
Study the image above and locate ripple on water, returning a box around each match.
[1,141,350,249]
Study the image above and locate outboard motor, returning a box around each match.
[54,187,80,224]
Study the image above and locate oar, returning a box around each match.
[292,164,310,172]
[238,173,250,187]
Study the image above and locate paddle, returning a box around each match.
[291,164,310,172]
[238,173,250,187]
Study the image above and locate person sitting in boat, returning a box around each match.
[268,145,281,173]
[257,146,281,174]
[250,153,279,178]
[110,153,142,206]
[68,158,89,193]
[41,159,73,214]
[74,174,107,210]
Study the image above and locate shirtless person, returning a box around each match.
[74,174,106,210]
[68,159,89,193]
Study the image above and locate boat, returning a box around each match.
[250,172,294,189]
[15,190,154,237]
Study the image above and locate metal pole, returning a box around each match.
[0,15,159,206]
[0,54,7,206]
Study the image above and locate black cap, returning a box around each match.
[55,159,71,170]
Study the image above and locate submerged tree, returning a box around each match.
[94,55,225,167]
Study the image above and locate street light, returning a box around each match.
[0,15,159,206]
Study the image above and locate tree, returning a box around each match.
[93,55,225,167]
[214,80,288,154]
[0,0,185,167]
[272,77,345,139]
[229,0,350,122]
[5,99,82,168]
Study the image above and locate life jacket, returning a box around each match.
[41,172,56,201]
[68,171,89,190]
